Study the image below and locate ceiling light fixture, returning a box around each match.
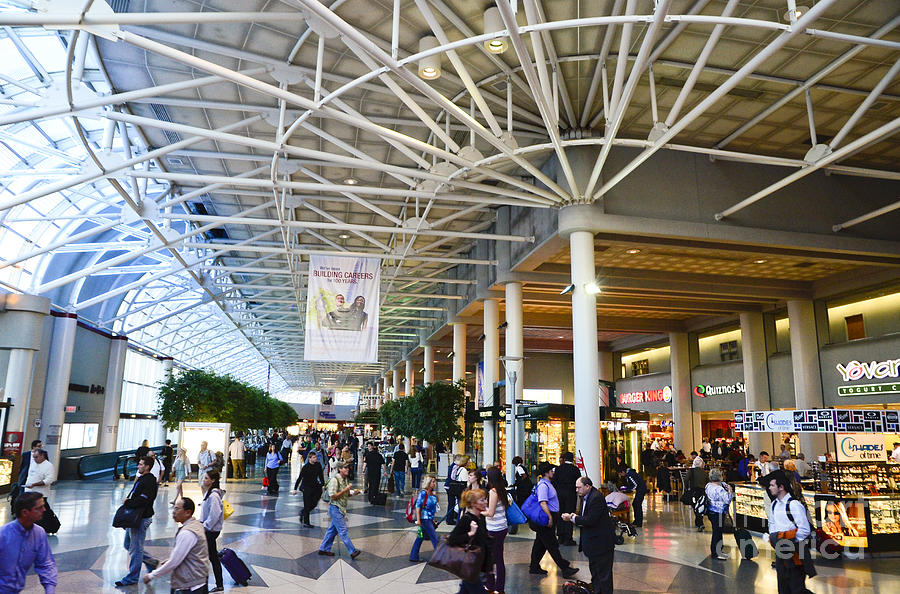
[339,233,351,239]
[418,36,442,80]
[560,283,575,295]
[344,177,357,185]
[483,7,508,54]
[754,259,767,264]
[625,248,641,255]
[585,281,602,295]
[783,5,809,22]
[447,351,455,359]
[498,321,508,330]
[477,333,486,342]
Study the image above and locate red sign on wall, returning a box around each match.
[3,431,24,456]
[619,386,672,405]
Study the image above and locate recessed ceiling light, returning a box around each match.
[344,177,358,185]
[754,259,767,264]
[625,248,641,255]
[783,5,809,22]
[339,233,351,239]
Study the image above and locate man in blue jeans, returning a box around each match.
[318,462,362,559]
[392,443,410,497]
[116,456,159,586]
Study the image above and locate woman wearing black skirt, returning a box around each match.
[294,451,325,527]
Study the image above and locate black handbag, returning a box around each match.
[113,504,143,529]
[427,536,485,583]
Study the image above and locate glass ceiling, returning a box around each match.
[0,16,286,392]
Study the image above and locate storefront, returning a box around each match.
[599,407,649,482]
[732,408,900,553]
[614,374,673,447]
[691,361,746,443]
[520,403,575,477]
[465,404,507,469]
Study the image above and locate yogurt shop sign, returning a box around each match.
[836,358,900,396]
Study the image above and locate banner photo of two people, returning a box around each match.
[304,255,380,363]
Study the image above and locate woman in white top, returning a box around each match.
[704,468,733,561]
[483,467,508,594]
[409,445,424,492]
[290,438,302,489]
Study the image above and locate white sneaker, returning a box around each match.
[715,555,729,560]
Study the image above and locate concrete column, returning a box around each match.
[788,300,828,457]
[423,346,434,384]
[740,312,776,456]
[570,231,601,482]
[100,336,129,452]
[39,314,78,480]
[0,294,51,436]
[405,358,414,395]
[393,368,401,401]
[599,349,613,406]
[452,323,467,455]
[670,332,700,453]
[483,299,499,465]
[504,281,523,483]
[159,357,173,446]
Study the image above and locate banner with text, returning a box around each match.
[735,409,900,434]
[305,255,380,363]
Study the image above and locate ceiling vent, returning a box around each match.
[109,0,131,12]
[150,103,180,144]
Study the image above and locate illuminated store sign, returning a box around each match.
[735,409,900,434]
[694,382,745,397]
[619,386,672,405]
[837,433,886,462]
[835,358,900,396]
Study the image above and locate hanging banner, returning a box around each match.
[319,391,335,419]
[735,409,900,434]
[305,255,380,362]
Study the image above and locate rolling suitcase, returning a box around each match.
[372,492,388,505]
[734,528,758,559]
[219,547,252,586]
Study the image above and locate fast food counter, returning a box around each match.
[733,482,900,552]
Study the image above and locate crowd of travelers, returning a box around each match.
[0,427,827,594]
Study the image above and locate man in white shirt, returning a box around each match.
[24,449,54,499]
[142,497,209,590]
[229,436,245,479]
[148,452,165,484]
[755,451,778,480]
[197,442,214,486]
[701,439,712,455]
[792,453,811,478]
[767,472,814,593]
[892,442,900,463]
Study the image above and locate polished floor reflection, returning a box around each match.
[5,465,900,593]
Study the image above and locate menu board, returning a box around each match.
[735,409,899,433]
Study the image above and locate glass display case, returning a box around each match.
[732,482,900,553]
[817,462,900,496]
[0,458,13,492]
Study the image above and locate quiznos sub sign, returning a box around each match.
[837,433,886,462]
[694,382,745,397]
[835,358,900,396]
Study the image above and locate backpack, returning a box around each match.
[443,463,457,488]
[321,477,332,503]
[405,492,418,523]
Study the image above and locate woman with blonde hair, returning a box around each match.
[409,475,440,562]
[447,488,492,593]
[171,448,189,503]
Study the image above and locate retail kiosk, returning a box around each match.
[733,409,900,553]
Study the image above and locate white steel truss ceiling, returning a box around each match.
[0,0,898,390]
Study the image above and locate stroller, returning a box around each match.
[607,499,638,544]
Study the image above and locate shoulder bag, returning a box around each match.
[113,504,143,529]
[427,535,485,583]
[505,494,528,525]
[521,483,550,526]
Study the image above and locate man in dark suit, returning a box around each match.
[553,451,581,546]
[562,477,615,594]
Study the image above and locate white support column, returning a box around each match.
[0,295,50,438]
[423,345,434,384]
[570,231,601,482]
[405,358,415,395]
[740,312,776,456]
[39,314,78,480]
[159,357,174,446]
[787,300,828,457]
[670,332,700,454]
[504,281,523,483]
[100,336,129,452]
[483,299,499,466]
[393,368,401,402]
[452,323,467,455]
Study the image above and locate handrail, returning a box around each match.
[75,445,172,480]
